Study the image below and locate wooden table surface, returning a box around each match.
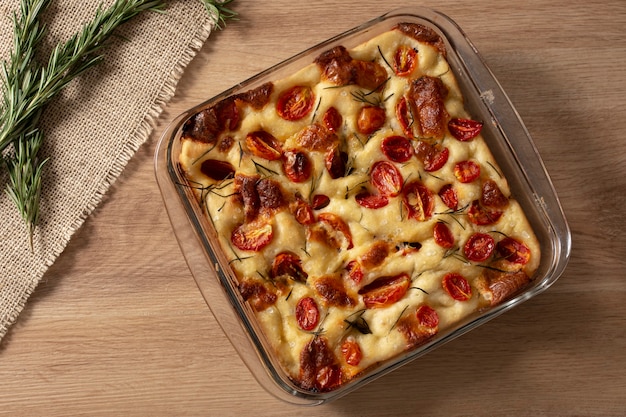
[2,1,625,416]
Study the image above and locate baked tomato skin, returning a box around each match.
[464,232,495,262]
[317,212,354,250]
[357,106,386,135]
[271,251,308,283]
[433,221,454,249]
[355,191,389,209]
[296,297,320,331]
[454,160,481,183]
[282,149,312,183]
[467,199,503,225]
[341,337,363,366]
[497,237,531,265]
[393,45,418,76]
[442,272,472,301]
[245,130,283,160]
[371,161,403,197]
[381,135,413,163]
[276,85,315,121]
[396,96,416,139]
[323,106,342,132]
[448,118,483,141]
[438,184,458,211]
[358,273,411,309]
[416,305,439,329]
[402,180,434,221]
[414,140,449,172]
[200,159,235,181]
[231,220,273,252]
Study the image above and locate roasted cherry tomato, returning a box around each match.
[357,105,386,135]
[381,135,413,163]
[438,184,458,211]
[311,194,330,210]
[318,212,354,250]
[358,273,411,309]
[402,180,434,221]
[481,179,509,209]
[393,45,418,76]
[271,251,308,282]
[396,96,416,139]
[277,85,315,121]
[433,221,454,249]
[296,297,320,331]
[414,140,449,172]
[497,237,531,265]
[231,220,273,251]
[325,146,347,179]
[416,305,439,329]
[454,160,481,183]
[290,195,315,225]
[371,161,403,197]
[323,106,342,132]
[341,337,363,366]
[464,232,495,262]
[200,159,235,181]
[448,118,483,141]
[245,130,283,160]
[355,191,389,209]
[467,199,503,225]
[345,260,364,284]
[283,149,312,183]
[442,272,472,301]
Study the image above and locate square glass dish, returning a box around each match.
[154,7,571,405]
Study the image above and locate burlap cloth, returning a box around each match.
[0,0,217,341]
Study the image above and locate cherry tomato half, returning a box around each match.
[438,184,458,211]
[296,297,320,331]
[341,337,363,366]
[416,305,439,329]
[402,181,434,221]
[357,105,386,135]
[231,220,273,252]
[358,273,411,309]
[497,237,531,265]
[381,135,413,163]
[464,232,495,262]
[271,251,308,282]
[448,118,483,141]
[371,161,404,197]
[277,85,315,121]
[200,159,235,181]
[433,221,454,249]
[442,272,472,301]
[393,45,418,77]
[414,140,449,172]
[283,149,312,183]
[245,130,283,160]
[454,160,481,183]
[322,106,342,132]
[355,191,389,209]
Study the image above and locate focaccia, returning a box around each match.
[177,22,540,392]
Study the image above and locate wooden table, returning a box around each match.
[2,1,625,415]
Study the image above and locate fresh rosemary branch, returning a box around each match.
[5,130,47,250]
[1,0,238,247]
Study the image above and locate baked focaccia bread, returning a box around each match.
[178,22,540,392]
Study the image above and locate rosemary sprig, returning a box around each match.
[1,0,238,246]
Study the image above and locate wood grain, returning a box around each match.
[2,1,625,416]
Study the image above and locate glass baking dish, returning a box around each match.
[154,6,571,405]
